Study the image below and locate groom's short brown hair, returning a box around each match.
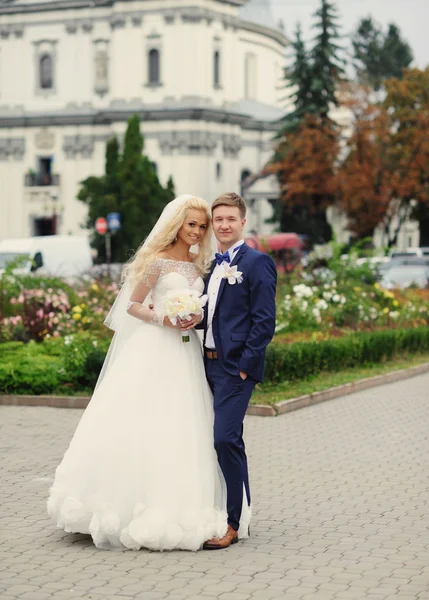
[212,192,247,220]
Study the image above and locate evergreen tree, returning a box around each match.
[78,115,174,263]
[103,137,123,261]
[382,24,414,80]
[277,23,314,136]
[166,176,175,199]
[310,0,345,118]
[272,1,344,245]
[352,18,413,90]
[278,0,345,134]
[77,174,110,261]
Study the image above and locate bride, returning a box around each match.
[47,195,228,551]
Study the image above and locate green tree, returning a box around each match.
[383,24,414,79]
[352,18,413,90]
[272,0,344,245]
[78,115,175,263]
[277,23,314,137]
[310,0,345,118]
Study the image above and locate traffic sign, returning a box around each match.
[95,217,108,235]
[107,212,121,232]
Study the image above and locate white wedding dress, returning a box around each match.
[47,258,228,551]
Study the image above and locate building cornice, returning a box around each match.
[0,0,112,14]
[0,2,287,47]
[0,0,246,10]
[0,104,281,132]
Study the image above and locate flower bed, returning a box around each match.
[1,254,429,396]
[275,259,429,336]
[0,271,118,342]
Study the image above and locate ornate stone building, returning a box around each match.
[0,0,286,239]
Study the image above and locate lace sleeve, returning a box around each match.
[126,259,164,326]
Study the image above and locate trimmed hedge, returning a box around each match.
[265,326,429,383]
[0,342,61,394]
[1,327,429,395]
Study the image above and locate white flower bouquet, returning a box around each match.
[163,288,208,342]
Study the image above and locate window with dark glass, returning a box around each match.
[214,50,220,87]
[40,54,53,89]
[148,49,160,84]
[37,157,53,185]
[241,169,252,183]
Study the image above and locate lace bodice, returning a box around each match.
[127,257,204,326]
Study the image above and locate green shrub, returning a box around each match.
[2,326,429,395]
[80,347,107,388]
[59,332,109,390]
[0,341,61,394]
[265,326,429,383]
[0,334,108,395]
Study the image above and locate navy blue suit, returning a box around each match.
[202,243,277,532]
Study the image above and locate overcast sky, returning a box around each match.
[271,0,429,69]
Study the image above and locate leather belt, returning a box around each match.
[204,349,218,359]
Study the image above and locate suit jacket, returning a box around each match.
[202,243,277,383]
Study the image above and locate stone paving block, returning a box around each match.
[4,584,42,594]
[19,594,51,600]
[384,596,419,600]
[217,593,252,600]
[334,591,369,600]
[2,372,429,600]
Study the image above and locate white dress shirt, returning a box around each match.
[205,239,244,350]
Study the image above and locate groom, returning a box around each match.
[200,192,277,549]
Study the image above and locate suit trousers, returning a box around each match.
[205,356,256,532]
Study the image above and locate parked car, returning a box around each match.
[245,233,303,273]
[379,264,429,289]
[0,235,93,279]
[389,247,429,258]
[378,256,429,277]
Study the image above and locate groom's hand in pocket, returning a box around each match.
[239,371,248,380]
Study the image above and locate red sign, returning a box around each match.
[95,217,107,235]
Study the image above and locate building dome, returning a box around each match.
[239,0,278,31]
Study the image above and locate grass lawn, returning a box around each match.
[251,352,429,406]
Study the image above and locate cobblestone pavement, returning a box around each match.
[1,373,429,600]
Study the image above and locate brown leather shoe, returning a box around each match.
[203,525,238,550]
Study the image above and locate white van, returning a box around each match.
[0,235,93,279]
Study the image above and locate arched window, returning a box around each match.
[40,54,53,89]
[148,48,160,84]
[244,53,257,99]
[214,50,220,88]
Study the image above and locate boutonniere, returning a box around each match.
[223,264,243,285]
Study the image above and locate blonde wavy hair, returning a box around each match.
[122,196,212,287]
